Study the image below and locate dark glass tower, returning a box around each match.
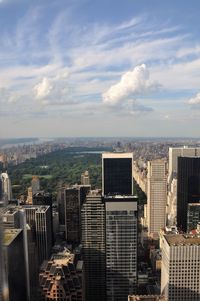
[81,190,106,301]
[177,157,200,232]
[102,153,133,196]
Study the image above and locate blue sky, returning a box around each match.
[1,0,200,137]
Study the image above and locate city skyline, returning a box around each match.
[1,0,200,137]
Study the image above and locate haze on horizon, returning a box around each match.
[1,0,200,138]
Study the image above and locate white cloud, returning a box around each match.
[188,92,200,105]
[102,64,157,105]
[34,77,53,99]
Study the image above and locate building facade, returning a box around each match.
[147,160,167,238]
[81,190,106,301]
[105,195,138,301]
[177,157,200,232]
[102,153,133,196]
[161,234,200,301]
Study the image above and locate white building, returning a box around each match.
[0,172,12,204]
[161,234,200,301]
[147,160,167,238]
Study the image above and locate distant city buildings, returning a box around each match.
[147,160,167,238]
[161,233,200,301]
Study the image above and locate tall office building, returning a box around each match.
[102,153,133,195]
[105,195,138,301]
[31,176,40,194]
[177,157,200,232]
[168,146,200,187]
[0,172,12,204]
[24,205,52,264]
[187,203,200,232]
[1,206,38,301]
[147,160,167,238]
[81,170,90,185]
[65,185,90,245]
[3,229,27,301]
[81,190,106,301]
[39,249,84,301]
[161,233,200,301]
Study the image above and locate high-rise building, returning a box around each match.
[105,195,138,301]
[161,233,200,301]
[31,176,40,195]
[3,229,27,301]
[65,185,90,245]
[81,170,90,185]
[102,153,133,196]
[177,157,200,232]
[187,203,200,232]
[168,146,200,187]
[1,206,38,301]
[147,160,167,238]
[24,205,52,264]
[39,248,84,301]
[0,172,12,204]
[81,190,106,301]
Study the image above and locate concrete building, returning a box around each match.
[105,195,138,301]
[81,190,106,301]
[166,179,177,226]
[31,176,40,194]
[177,157,200,232]
[128,296,167,301]
[81,170,90,185]
[0,172,12,204]
[102,153,133,196]
[147,160,167,238]
[39,248,84,301]
[161,234,200,301]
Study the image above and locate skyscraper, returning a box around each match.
[147,160,167,238]
[177,157,200,232]
[81,190,106,301]
[105,195,138,301]
[102,153,133,196]
[81,170,90,185]
[24,205,52,264]
[0,172,12,204]
[3,229,27,301]
[168,146,200,187]
[65,185,90,245]
[161,233,200,301]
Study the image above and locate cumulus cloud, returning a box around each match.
[33,71,70,105]
[34,77,53,99]
[102,64,157,105]
[188,92,200,105]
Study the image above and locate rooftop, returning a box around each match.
[3,229,22,246]
[128,296,167,301]
[165,234,200,246]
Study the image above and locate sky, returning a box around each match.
[1,0,200,138]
